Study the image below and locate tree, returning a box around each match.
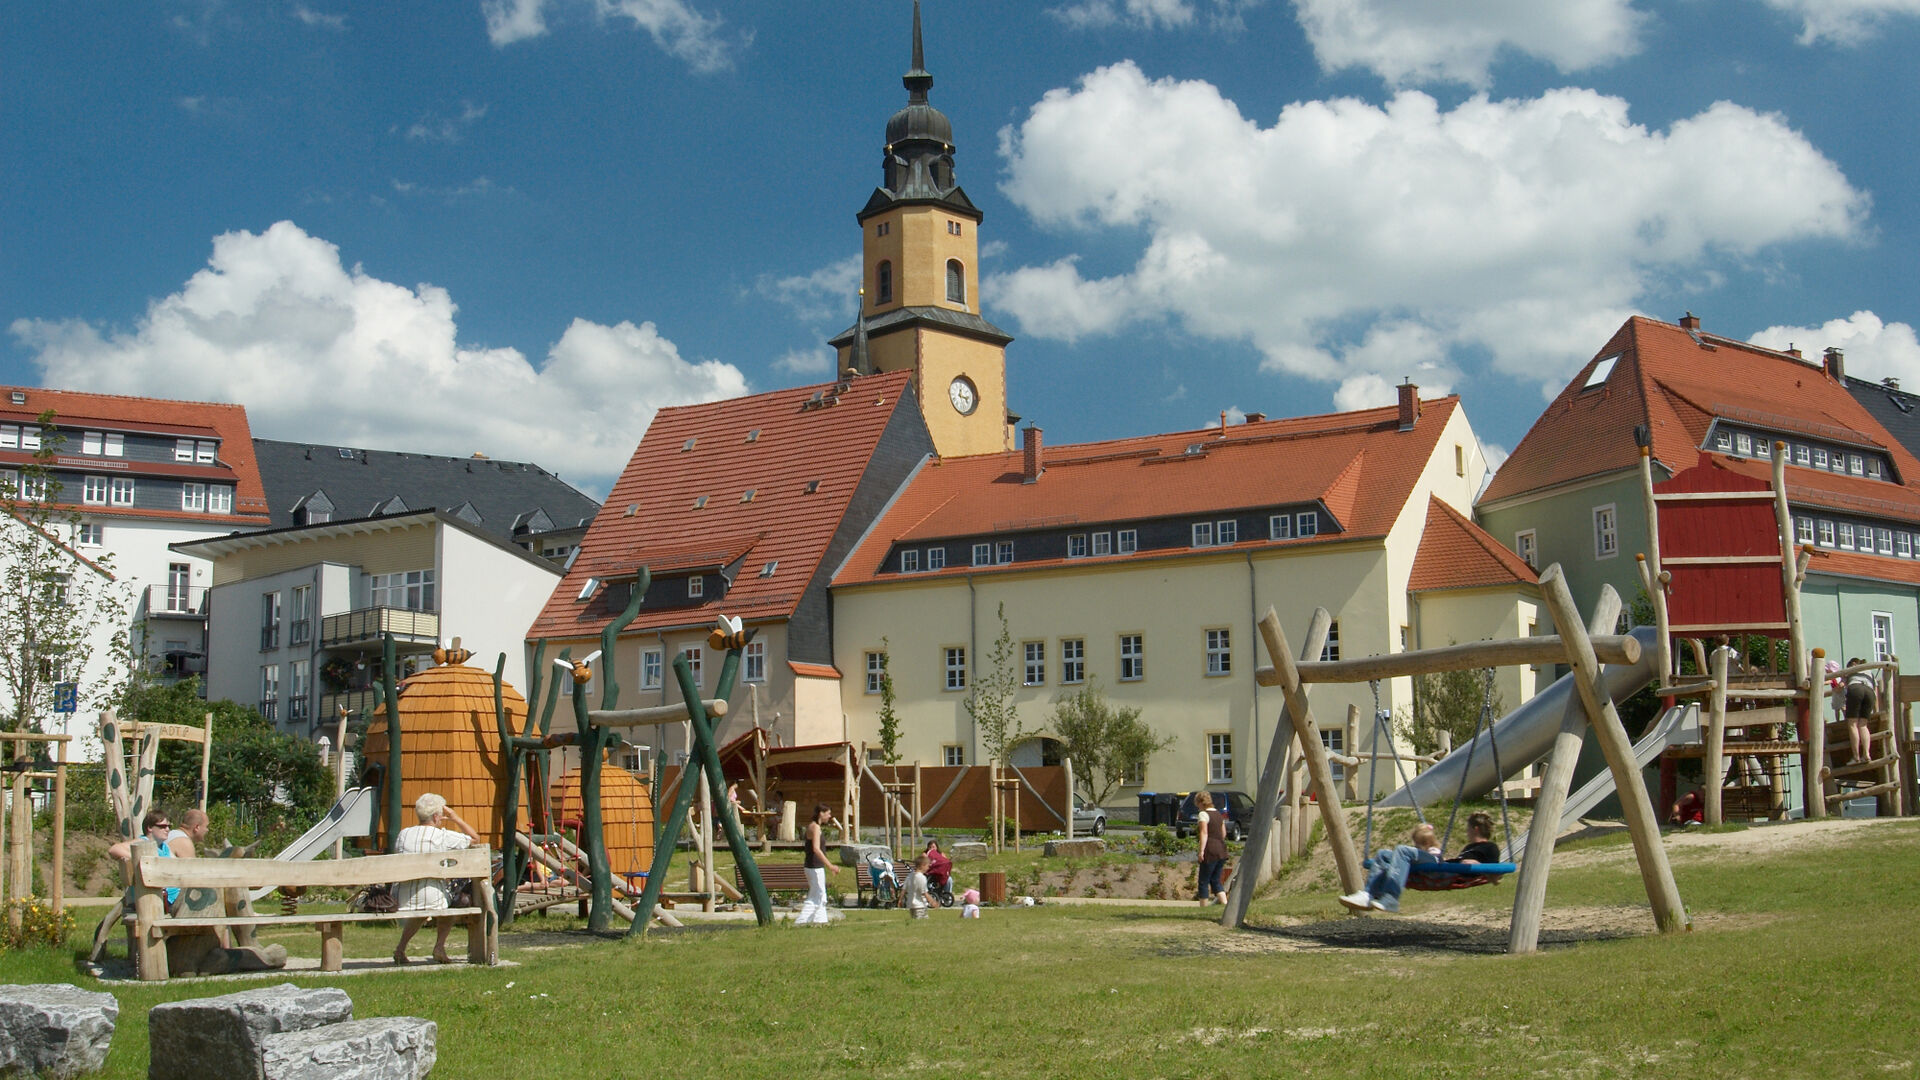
[140,679,333,824]
[1403,661,1505,757]
[874,638,902,765]
[964,603,1021,764]
[0,412,132,746]
[1048,681,1174,805]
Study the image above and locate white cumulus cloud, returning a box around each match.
[758,255,859,325]
[1757,0,1920,45]
[482,0,737,71]
[1749,311,1920,387]
[10,222,746,489]
[1291,0,1646,87]
[1050,0,1198,30]
[990,63,1867,401]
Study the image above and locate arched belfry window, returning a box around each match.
[946,259,965,304]
[876,261,893,305]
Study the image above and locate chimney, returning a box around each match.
[1679,311,1700,331]
[1824,347,1846,383]
[1022,425,1044,484]
[1245,412,1266,423]
[1397,380,1420,431]
[1787,343,1802,359]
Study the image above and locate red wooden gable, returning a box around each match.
[1655,454,1788,634]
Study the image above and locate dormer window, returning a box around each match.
[901,550,920,573]
[1735,433,1751,455]
[1714,430,1732,452]
[688,575,704,598]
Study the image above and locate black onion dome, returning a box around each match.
[886,101,952,149]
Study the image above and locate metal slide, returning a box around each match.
[246,785,379,901]
[1501,702,1700,854]
[1379,624,1660,810]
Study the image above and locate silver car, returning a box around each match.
[1072,796,1107,836]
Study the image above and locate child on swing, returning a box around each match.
[1340,822,1441,914]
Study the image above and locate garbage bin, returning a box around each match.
[1155,792,1183,826]
[1137,792,1158,826]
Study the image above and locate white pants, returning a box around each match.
[796,866,831,924]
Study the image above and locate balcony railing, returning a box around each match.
[145,584,208,617]
[260,623,280,651]
[320,607,439,650]
[259,698,279,722]
[288,696,311,724]
[289,618,312,646]
[318,688,386,722]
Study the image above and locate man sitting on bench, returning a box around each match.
[392,793,479,965]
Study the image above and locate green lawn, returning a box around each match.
[7,819,1917,1079]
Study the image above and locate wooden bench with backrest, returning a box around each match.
[737,862,811,896]
[124,839,497,982]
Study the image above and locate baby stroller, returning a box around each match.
[864,850,901,908]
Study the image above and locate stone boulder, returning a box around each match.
[0,984,118,1079]
[949,842,989,862]
[1043,838,1106,858]
[148,984,353,1080]
[261,1018,437,1080]
[837,843,893,868]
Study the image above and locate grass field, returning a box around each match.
[6,817,1918,1079]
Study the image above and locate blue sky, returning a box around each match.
[7,0,1920,496]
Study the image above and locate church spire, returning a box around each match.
[904,0,931,104]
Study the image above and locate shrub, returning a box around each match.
[1,897,76,951]
[1135,825,1190,857]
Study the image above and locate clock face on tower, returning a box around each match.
[948,375,978,416]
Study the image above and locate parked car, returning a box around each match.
[1172,791,1264,842]
[1072,796,1107,836]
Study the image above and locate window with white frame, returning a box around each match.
[641,648,663,690]
[1878,528,1893,555]
[900,549,920,573]
[1593,504,1618,558]
[1735,432,1751,455]
[1217,520,1237,544]
[1270,514,1292,540]
[85,431,105,455]
[679,646,703,691]
[1205,628,1231,676]
[1320,729,1345,782]
[1795,445,1811,465]
[1873,612,1894,663]
[688,575,704,598]
[1191,522,1213,547]
[1297,512,1318,537]
[996,540,1014,564]
[744,640,766,683]
[1713,429,1732,451]
[209,486,232,513]
[1814,447,1829,469]
[972,542,992,566]
[369,569,435,611]
[1119,634,1144,681]
[927,547,945,570]
[1819,519,1835,547]
[1061,638,1084,684]
[1515,530,1537,568]
[1757,439,1772,459]
[865,651,885,694]
[1091,532,1111,555]
[1839,522,1855,549]
[1024,642,1045,685]
[181,483,206,512]
[1796,517,1814,544]
[110,477,135,506]
[1207,732,1233,783]
[1117,530,1138,554]
[1067,534,1087,558]
[175,438,194,462]
[103,433,121,456]
[1321,619,1341,662]
[1868,458,1884,479]
[1850,453,1865,476]
[0,425,15,449]
[1901,533,1913,559]
[76,522,103,546]
[16,472,47,501]
[944,647,967,691]
[83,475,108,505]
[943,744,965,767]
[260,666,280,719]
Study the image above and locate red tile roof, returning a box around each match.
[835,397,1460,586]
[1407,497,1540,593]
[527,371,920,640]
[1480,316,1920,526]
[1,386,271,524]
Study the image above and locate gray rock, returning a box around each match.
[0,984,118,1079]
[1043,838,1107,858]
[837,843,893,868]
[949,842,990,862]
[147,984,353,1080]
[261,1018,436,1080]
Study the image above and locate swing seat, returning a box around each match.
[1406,862,1516,892]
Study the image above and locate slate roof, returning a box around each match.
[526,370,921,640]
[251,439,599,546]
[827,305,1013,350]
[1480,316,1920,525]
[0,386,271,526]
[1407,497,1539,593]
[834,396,1460,586]
[1846,374,1920,464]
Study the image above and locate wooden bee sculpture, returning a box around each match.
[708,614,747,651]
[554,649,602,686]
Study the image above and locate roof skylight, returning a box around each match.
[1582,355,1619,391]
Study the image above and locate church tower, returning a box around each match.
[831,1,1014,459]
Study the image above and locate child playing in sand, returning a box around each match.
[960,887,981,918]
[1339,822,1441,914]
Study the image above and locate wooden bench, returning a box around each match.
[125,840,497,982]
[737,862,810,895]
[854,861,912,908]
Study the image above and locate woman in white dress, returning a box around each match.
[391,792,479,964]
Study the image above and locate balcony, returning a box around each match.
[260,623,280,652]
[259,698,279,722]
[318,688,386,723]
[146,584,208,618]
[288,696,311,724]
[320,607,440,651]
[289,618,312,647]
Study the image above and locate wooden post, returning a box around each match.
[51,738,66,916]
[1343,705,1360,802]
[1263,607,1363,894]
[1012,778,1021,853]
[1538,566,1687,934]
[1221,610,1331,927]
[1510,583,1620,954]
[1807,648,1828,820]
[988,760,999,854]
[7,774,29,923]
[1063,757,1075,841]
[1705,646,1730,825]
[1639,447,1675,689]
[912,763,923,852]
[131,839,168,981]
[1771,444,1809,690]
[198,711,214,813]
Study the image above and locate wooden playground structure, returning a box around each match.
[1,729,72,929]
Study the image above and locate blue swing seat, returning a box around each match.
[1406,861,1516,891]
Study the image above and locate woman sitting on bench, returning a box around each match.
[392,793,479,964]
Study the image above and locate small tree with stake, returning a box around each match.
[875,638,902,765]
[1048,681,1174,806]
[965,603,1022,765]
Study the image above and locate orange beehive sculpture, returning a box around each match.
[550,760,655,878]
[362,651,527,851]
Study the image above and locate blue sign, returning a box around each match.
[53,682,77,714]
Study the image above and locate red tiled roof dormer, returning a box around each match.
[1,385,271,525]
[1407,497,1539,593]
[527,371,920,640]
[834,397,1461,586]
